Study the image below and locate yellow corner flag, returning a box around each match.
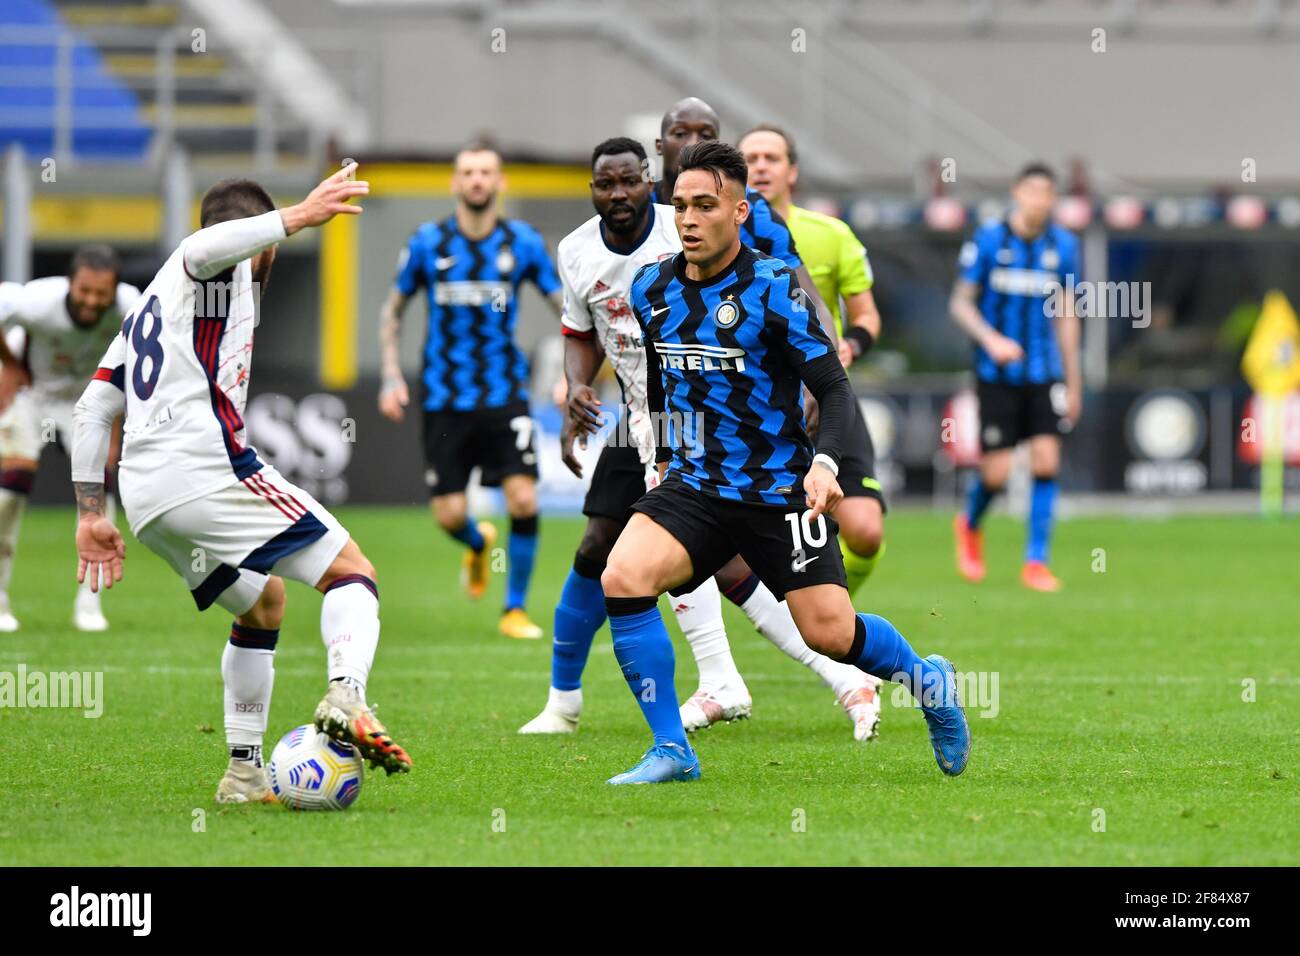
[1241,290,1300,515]
[1241,290,1300,396]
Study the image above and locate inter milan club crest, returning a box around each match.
[496,246,515,274]
[1041,248,1060,270]
[714,295,740,328]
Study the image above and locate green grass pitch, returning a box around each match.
[1,505,1295,866]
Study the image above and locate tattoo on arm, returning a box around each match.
[75,481,105,518]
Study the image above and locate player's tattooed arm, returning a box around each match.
[1053,286,1083,424]
[74,481,105,518]
[378,288,413,421]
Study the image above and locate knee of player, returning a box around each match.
[577,519,620,569]
[842,516,884,558]
[249,576,286,629]
[506,485,538,519]
[600,561,644,598]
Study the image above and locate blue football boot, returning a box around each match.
[919,655,970,776]
[607,742,701,785]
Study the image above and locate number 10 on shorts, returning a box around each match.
[785,510,827,572]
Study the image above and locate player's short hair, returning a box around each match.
[740,124,798,165]
[68,244,119,280]
[456,137,501,164]
[1015,162,1056,184]
[591,136,647,169]
[676,141,748,195]
[199,178,276,228]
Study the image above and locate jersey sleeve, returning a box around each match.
[957,226,994,287]
[837,228,873,297]
[91,331,127,392]
[115,282,142,316]
[394,231,426,297]
[1057,230,1081,281]
[745,194,803,270]
[522,228,563,297]
[766,267,833,367]
[558,245,593,339]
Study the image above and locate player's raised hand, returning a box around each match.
[282,163,369,234]
[76,514,125,593]
[379,376,409,422]
[804,462,843,521]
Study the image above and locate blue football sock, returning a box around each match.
[448,520,484,552]
[965,476,997,530]
[1026,476,1058,564]
[505,515,539,611]
[840,613,947,709]
[606,596,688,749]
[551,555,607,691]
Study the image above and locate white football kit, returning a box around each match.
[0,276,140,460]
[557,203,680,470]
[73,211,348,615]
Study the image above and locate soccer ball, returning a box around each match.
[268,724,364,810]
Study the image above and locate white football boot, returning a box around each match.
[680,682,752,732]
[0,593,18,632]
[838,679,882,742]
[518,687,581,734]
[214,759,275,805]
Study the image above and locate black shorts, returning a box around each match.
[977,380,1066,452]
[421,401,538,496]
[631,475,848,600]
[839,399,886,509]
[582,443,647,522]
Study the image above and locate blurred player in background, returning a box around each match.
[601,142,969,783]
[72,166,412,803]
[648,99,880,739]
[949,162,1081,592]
[378,142,563,639]
[0,247,139,632]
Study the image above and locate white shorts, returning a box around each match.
[136,465,350,616]
[0,390,72,461]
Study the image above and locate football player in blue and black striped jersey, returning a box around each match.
[599,141,970,784]
[950,162,1082,593]
[378,142,563,639]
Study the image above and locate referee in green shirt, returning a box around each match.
[740,125,886,597]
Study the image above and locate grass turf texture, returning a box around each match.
[1,506,1295,866]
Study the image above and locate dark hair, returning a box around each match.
[740,124,797,165]
[1015,161,1056,184]
[591,136,647,169]
[68,244,119,280]
[676,140,748,193]
[200,178,275,228]
[457,137,501,162]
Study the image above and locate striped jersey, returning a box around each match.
[958,218,1080,385]
[395,215,561,412]
[631,244,833,507]
[557,203,680,465]
[654,180,802,270]
[92,231,271,534]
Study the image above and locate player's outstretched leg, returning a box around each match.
[717,562,879,742]
[786,584,970,776]
[433,491,497,602]
[673,576,751,733]
[519,551,606,734]
[600,514,699,785]
[215,576,284,805]
[1022,436,1062,592]
[0,464,34,631]
[499,475,543,639]
[311,539,412,775]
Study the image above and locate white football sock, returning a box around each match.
[222,642,274,748]
[321,580,380,696]
[672,576,744,694]
[546,686,582,716]
[0,487,28,594]
[739,580,876,699]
